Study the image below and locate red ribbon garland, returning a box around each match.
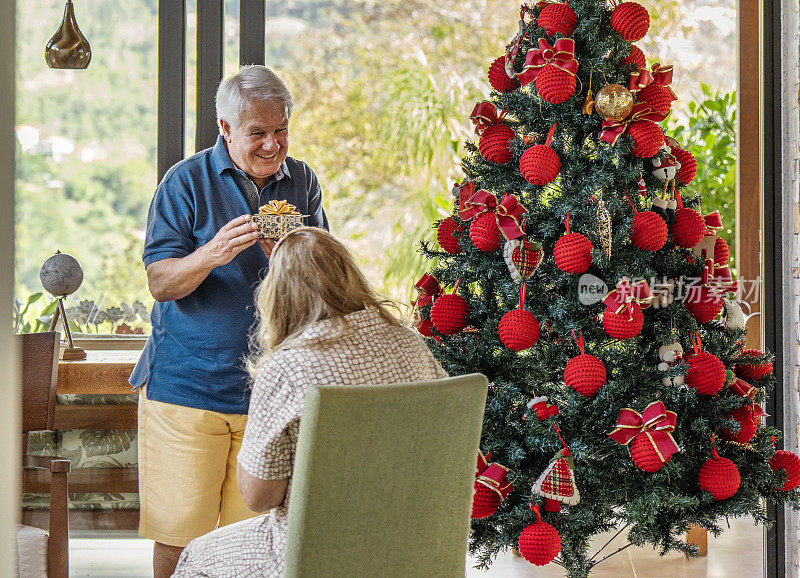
[608,401,680,465]
[599,102,664,145]
[517,38,579,87]
[470,101,506,135]
[458,190,527,241]
[603,278,653,319]
[628,63,676,95]
[475,451,514,500]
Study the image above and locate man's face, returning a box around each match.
[220,100,289,187]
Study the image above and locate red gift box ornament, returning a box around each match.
[698,437,741,500]
[599,102,665,158]
[537,1,577,37]
[517,503,562,566]
[472,451,513,519]
[499,282,540,351]
[770,450,800,491]
[610,1,650,42]
[734,348,774,382]
[429,279,469,335]
[459,189,527,252]
[488,55,520,93]
[564,330,606,397]
[520,123,561,185]
[518,38,579,104]
[684,332,726,395]
[411,274,442,337]
[624,194,667,252]
[471,101,516,164]
[602,277,651,340]
[554,212,593,274]
[629,64,677,122]
[609,401,680,472]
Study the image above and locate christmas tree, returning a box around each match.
[412,1,800,576]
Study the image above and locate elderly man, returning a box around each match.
[129,65,328,578]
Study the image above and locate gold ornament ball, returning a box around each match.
[595,84,634,121]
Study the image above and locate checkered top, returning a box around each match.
[173,308,447,577]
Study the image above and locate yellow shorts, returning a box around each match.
[137,386,259,547]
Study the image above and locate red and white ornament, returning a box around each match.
[564,331,606,397]
[520,123,561,185]
[770,450,800,491]
[554,213,592,274]
[625,194,667,251]
[472,451,514,518]
[734,348,774,382]
[518,503,561,566]
[532,448,580,512]
[499,283,540,351]
[436,216,461,254]
[488,55,520,93]
[657,341,684,386]
[698,440,741,500]
[610,1,650,42]
[537,2,577,37]
[429,281,469,335]
[609,401,680,473]
[527,396,559,421]
[504,238,544,284]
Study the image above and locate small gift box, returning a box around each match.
[252,200,305,239]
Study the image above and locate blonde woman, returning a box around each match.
[173,228,447,577]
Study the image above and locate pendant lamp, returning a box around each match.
[45,1,92,69]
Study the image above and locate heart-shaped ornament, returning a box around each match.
[504,238,543,283]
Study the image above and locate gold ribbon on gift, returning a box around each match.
[259,200,300,215]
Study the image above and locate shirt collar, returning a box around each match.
[211,135,292,182]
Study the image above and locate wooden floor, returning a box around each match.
[69,518,763,577]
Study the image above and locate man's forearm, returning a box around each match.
[146,247,215,302]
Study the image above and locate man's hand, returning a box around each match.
[258,238,278,258]
[200,214,259,268]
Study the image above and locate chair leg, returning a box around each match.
[48,470,69,578]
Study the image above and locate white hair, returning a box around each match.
[215,65,293,130]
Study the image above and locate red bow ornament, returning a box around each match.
[412,274,442,336]
[608,401,681,465]
[628,63,676,96]
[458,190,527,241]
[517,38,579,87]
[476,451,514,500]
[470,101,506,136]
[603,278,653,320]
[599,102,664,145]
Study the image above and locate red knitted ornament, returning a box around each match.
[637,84,673,121]
[620,44,646,70]
[610,2,650,42]
[630,433,671,472]
[517,508,561,566]
[429,293,469,335]
[499,308,540,351]
[436,216,461,254]
[714,236,730,265]
[471,482,501,518]
[670,207,706,248]
[554,233,592,274]
[478,123,516,164]
[630,210,668,251]
[671,145,697,185]
[520,145,561,185]
[469,212,501,252]
[719,405,758,444]
[685,351,726,395]
[770,450,800,491]
[488,56,519,93]
[536,65,577,104]
[602,305,643,340]
[734,349,773,381]
[684,285,724,324]
[699,451,741,500]
[627,120,664,158]
[537,3,577,36]
[564,354,606,397]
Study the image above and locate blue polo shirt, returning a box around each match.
[129,136,329,414]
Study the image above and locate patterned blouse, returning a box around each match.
[173,308,447,577]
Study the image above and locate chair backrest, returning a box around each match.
[284,373,488,578]
[19,332,60,434]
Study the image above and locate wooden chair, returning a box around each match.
[18,331,70,578]
[284,373,489,578]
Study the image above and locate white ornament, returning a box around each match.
[723,299,746,331]
[658,342,685,386]
[651,144,681,182]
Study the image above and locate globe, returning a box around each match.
[40,251,83,297]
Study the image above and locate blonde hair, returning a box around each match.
[246,227,402,378]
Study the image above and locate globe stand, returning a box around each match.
[49,297,86,360]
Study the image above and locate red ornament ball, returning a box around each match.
[734,349,773,381]
[429,293,469,335]
[685,351,726,395]
[627,120,664,158]
[610,2,650,42]
[554,232,592,274]
[518,520,561,566]
[499,309,540,351]
[770,450,800,491]
[536,65,577,104]
[471,482,500,518]
[537,2,577,36]
[683,285,724,324]
[714,236,730,265]
[671,145,697,185]
[564,354,607,397]
[720,405,758,444]
[637,84,673,121]
[699,455,741,500]
[436,217,461,254]
[620,44,646,70]
[630,210,668,251]
[478,123,516,164]
[671,207,706,248]
[602,305,644,340]
[416,317,433,338]
[469,212,501,252]
[520,145,561,185]
[488,56,519,93]
[630,433,671,472]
